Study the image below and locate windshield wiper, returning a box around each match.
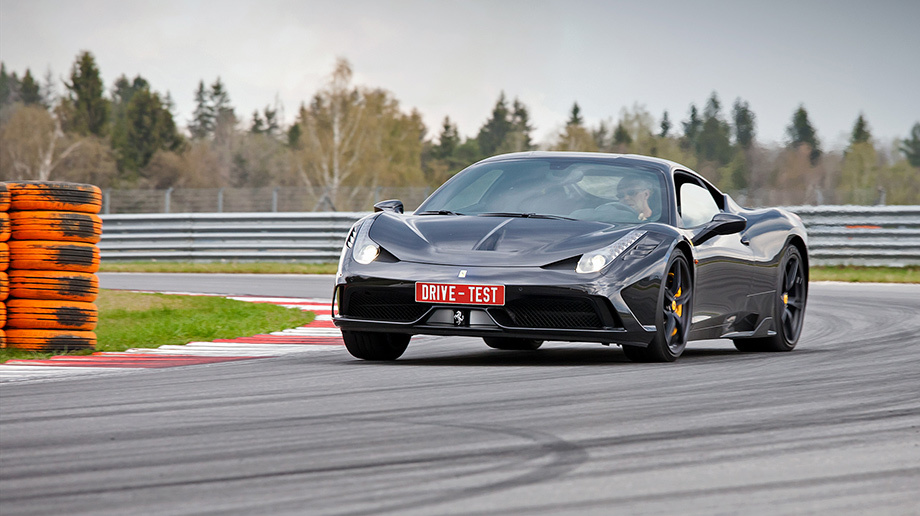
[416,210,463,216]
[478,212,576,221]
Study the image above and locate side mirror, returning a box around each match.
[374,199,404,214]
[692,213,746,246]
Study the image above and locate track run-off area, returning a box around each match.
[1,275,918,515]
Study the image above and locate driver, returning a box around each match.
[617,176,657,221]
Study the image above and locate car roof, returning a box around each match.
[475,151,688,173]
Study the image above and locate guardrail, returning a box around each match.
[99,207,920,266]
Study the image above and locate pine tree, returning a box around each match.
[901,123,920,168]
[117,87,183,173]
[476,93,512,156]
[189,80,214,139]
[19,69,42,106]
[65,51,108,136]
[850,114,872,145]
[786,105,821,165]
[659,111,671,138]
[567,102,584,126]
[0,64,20,106]
[698,92,732,165]
[613,121,632,146]
[731,98,756,149]
[681,104,702,152]
[433,117,459,160]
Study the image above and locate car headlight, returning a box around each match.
[576,230,646,274]
[351,218,380,265]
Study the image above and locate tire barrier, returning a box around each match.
[10,211,102,244]
[3,329,96,351]
[5,299,97,331]
[8,270,98,302]
[5,181,102,214]
[2,181,101,352]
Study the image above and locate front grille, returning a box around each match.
[498,297,603,329]
[343,286,428,322]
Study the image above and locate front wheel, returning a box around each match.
[623,250,693,362]
[343,331,410,361]
[734,245,807,352]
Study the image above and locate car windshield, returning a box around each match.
[416,158,669,224]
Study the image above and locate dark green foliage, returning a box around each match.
[613,120,632,146]
[901,123,920,167]
[682,104,702,151]
[433,117,459,160]
[115,86,183,173]
[189,80,213,139]
[19,69,42,106]
[732,99,756,148]
[65,51,109,136]
[850,114,872,145]
[786,105,821,165]
[659,111,671,138]
[250,106,279,136]
[287,122,302,149]
[477,92,512,156]
[698,93,732,165]
[1,63,20,106]
[567,102,584,126]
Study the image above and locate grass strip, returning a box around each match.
[0,290,315,363]
[99,261,919,283]
[809,266,919,283]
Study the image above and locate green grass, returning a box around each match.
[0,290,315,363]
[98,261,919,284]
[99,261,338,274]
[809,265,919,283]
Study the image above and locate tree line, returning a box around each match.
[1,51,918,207]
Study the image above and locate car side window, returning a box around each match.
[678,181,721,228]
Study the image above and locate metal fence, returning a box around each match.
[101,187,433,214]
[98,206,920,266]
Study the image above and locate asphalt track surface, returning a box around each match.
[1,276,919,515]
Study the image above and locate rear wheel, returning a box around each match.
[623,250,693,362]
[734,245,806,352]
[342,331,410,361]
[483,337,543,350]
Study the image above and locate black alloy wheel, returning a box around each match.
[623,251,693,362]
[483,337,544,351]
[343,331,411,360]
[734,245,807,352]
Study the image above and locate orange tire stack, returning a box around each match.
[1,181,102,352]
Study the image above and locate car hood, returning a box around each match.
[368,212,637,267]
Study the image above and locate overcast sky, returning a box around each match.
[2,0,918,150]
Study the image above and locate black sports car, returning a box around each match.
[333,151,808,362]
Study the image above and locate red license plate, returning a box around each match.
[415,282,505,306]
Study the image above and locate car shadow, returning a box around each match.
[385,343,746,367]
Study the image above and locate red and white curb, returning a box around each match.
[0,296,341,383]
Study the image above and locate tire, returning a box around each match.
[0,302,5,327]
[0,242,8,272]
[734,246,807,352]
[4,329,96,352]
[483,337,543,350]
[5,299,98,331]
[8,241,100,273]
[0,271,7,302]
[10,211,102,244]
[623,250,693,362]
[8,270,98,302]
[7,181,102,214]
[0,212,9,242]
[0,328,6,349]
[342,331,410,361]
[0,182,9,212]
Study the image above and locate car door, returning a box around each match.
[675,173,754,337]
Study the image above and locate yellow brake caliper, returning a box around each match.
[670,284,682,337]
